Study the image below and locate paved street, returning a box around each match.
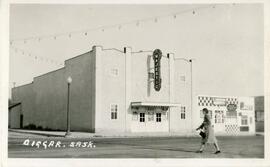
[8,131,264,158]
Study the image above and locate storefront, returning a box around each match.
[194,95,255,135]
[130,102,180,132]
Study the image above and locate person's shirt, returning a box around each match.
[198,113,211,129]
[203,114,211,127]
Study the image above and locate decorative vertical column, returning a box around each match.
[93,45,103,133]
[168,53,175,103]
[168,53,175,132]
[124,47,132,132]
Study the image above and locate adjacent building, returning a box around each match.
[254,96,264,132]
[194,95,256,135]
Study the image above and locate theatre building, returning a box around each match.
[10,45,193,133]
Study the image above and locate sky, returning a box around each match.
[9,4,264,97]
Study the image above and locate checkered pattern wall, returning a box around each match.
[225,124,239,134]
[226,98,238,105]
[198,96,238,107]
[198,96,214,106]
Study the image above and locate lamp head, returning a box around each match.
[67,76,72,84]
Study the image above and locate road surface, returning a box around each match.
[8,131,264,158]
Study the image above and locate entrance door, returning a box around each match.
[131,107,170,132]
[20,114,23,128]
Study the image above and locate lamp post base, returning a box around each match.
[65,131,72,137]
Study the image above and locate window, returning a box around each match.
[250,117,253,124]
[156,113,162,122]
[148,112,154,121]
[139,113,145,122]
[241,115,248,125]
[180,75,186,82]
[148,72,154,79]
[215,110,224,123]
[111,68,119,76]
[110,104,118,120]
[180,106,186,119]
[256,111,264,122]
[240,126,249,131]
[240,102,244,109]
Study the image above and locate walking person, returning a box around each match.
[196,108,221,154]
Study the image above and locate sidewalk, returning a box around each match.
[9,129,262,138]
[8,129,197,138]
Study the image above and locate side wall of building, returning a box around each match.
[12,83,35,127]
[12,50,96,132]
[65,50,96,132]
[255,96,264,132]
[9,105,21,128]
[33,68,66,130]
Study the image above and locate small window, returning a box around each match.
[250,117,253,124]
[256,111,264,122]
[215,110,224,123]
[241,115,248,125]
[111,68,119,76]
[156,113,162,122]
[180,76,186,82]
[148,72,154,79]
[139,113,145,122]
[180,106,186,119]
[240,102,244,109]
[240,126,249,131]
[110,104,118,120]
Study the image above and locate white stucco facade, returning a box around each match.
[94,46,192,133]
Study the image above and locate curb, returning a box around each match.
[9,129,199,138]
[9,129,65,137]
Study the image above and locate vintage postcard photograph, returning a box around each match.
[1,1,269,166]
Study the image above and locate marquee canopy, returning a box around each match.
[131,102,181,107]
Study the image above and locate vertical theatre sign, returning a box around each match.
[153,49,162,91]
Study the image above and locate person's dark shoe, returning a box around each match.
[214,150,221,154]
[196,150,203,153]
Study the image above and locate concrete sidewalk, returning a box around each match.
[9,129,262,138]
[8,129,197,138]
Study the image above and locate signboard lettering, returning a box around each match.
[153,49,162,91]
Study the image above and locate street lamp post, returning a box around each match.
[174,58,194,133]
[65,76,72,137]
[189,59,193,133]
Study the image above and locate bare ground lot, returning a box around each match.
[8,131,264,158]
